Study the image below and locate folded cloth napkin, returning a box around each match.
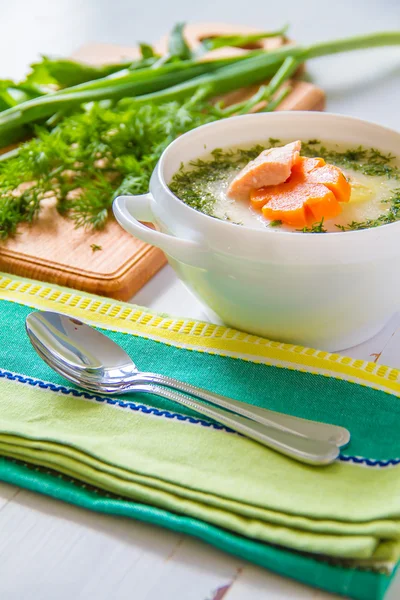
[1,272,400,600]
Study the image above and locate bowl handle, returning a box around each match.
[113,194,207,268]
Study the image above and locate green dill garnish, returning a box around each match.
[0,100,219,238]
[90,243,102,252]
[269,220,283,227]
[335,188,400,231]
[224,215,244,225]
[268,138,281,147]
[301,141,399,180]
[169,144,265,215]
[237,145,265,161]
[297,218,327,233]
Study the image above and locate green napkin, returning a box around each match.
[1,272,400,600]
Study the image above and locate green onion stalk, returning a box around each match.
[0,56,249,143]
[0,30,399,146]
[125,31,400,109]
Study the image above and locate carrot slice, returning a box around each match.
[262,196,309,227]
[306,164,351,203]
[254,181,341,227]
[291,156,326,176]
[250,186,274,210]
[303,184,341,221]
[259,181,313,227]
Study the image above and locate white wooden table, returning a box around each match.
[1,0,400,598]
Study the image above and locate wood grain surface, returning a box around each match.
[0,23,325,301]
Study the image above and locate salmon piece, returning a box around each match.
[227,140,301,201]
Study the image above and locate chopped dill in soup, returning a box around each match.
[169,138,400,233]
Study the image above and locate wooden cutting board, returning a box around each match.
[0,23,325,301]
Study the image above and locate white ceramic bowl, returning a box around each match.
[113,112,400,351]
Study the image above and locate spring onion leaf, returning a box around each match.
[220,55,298,115]
[167,22,193,61]
[199,25,288,54]
[0,28,399,145]
[264,86,291,111]
[139,43,157,59]
[24,56,132,88]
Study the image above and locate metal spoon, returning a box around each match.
[32,341,342,467]
[25,310,350,446]
[25,311,346,465]
[27,318,339,466]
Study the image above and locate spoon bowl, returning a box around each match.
[26,310,139,385]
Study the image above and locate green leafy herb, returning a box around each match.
[199,26,288,53]
[167,22,193,61]
[268,138,281,147]
[269,220,283,227]
[335,188,400,231]
[169,145,265,215]
[301,141,399,179]
[297,218,327,233]
[0,56,240,147]
[139,43,156,60]
[25,56,131,89]
[0,79,44,112]
[90,243,102,252]
[219,56,298,116]
[264,86,292,112]
[0,99,219,238]
[171,140,400,232]
[0,27,400,148]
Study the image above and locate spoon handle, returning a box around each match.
[136,373,350,447]
[130,382,338,466]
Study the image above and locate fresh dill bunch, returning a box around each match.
[0,99,219,239]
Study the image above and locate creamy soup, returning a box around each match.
[169,139,400,232]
